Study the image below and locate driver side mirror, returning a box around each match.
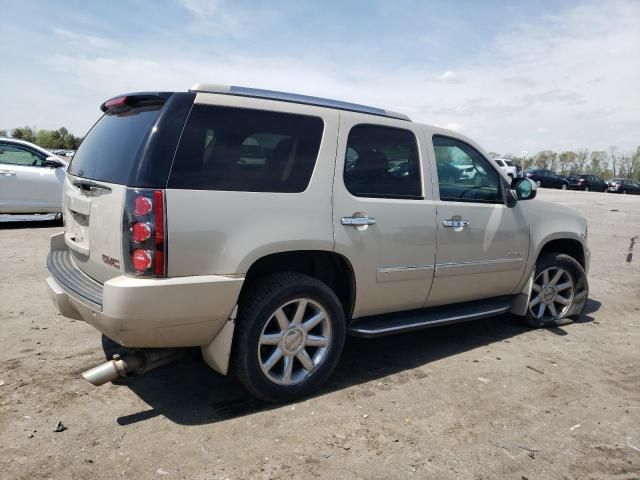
[44,156,64,168]
[506,177,537,207]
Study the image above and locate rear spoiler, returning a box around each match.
[100,92,174,112]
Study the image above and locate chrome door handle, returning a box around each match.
[0,170,16,176]
[443,218,470,228]
[341,216,376,226]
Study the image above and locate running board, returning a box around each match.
[348,296,515,338]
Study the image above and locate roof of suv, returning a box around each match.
[190,84,412,122]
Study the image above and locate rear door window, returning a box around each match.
[343,125,422,199]
[168,105,324,192]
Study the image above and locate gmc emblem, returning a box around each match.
[102,254,120,269]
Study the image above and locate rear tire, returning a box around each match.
[232,272,346,402]
[584,186,590,192]
[521,253,588,328]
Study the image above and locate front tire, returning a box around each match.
[232,272,346,402]
[561,183,567,190]
[522,253,588,328]
[623,188,628,194]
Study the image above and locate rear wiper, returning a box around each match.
[73,179,112,192]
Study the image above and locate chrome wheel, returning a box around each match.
[528,267,575,320]
[561,183,567,190]
[258,298,332,386]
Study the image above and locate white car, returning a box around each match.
[0,138,68,215]
[494,158,518,178]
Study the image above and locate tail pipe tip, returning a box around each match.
[81,348,183,386]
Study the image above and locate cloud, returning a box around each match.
[177,0,236,34]
[176,0,276,37]
[500,75,536,87]
[439,71,463,83]
[520,89,585,105]
[52,28,119,49]
[445,123,464,131]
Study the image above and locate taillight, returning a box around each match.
[133,196,153,216]
[132,249,153,271]
[123,189,167,277]
[578,179,585,184]
[103,96,129,111]
[131,222,152,242]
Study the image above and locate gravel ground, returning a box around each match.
[0,189,639,480]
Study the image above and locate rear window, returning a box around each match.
[168,105,324,192]
[68,105,162,183]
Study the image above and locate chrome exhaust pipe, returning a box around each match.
[82,348,183,386]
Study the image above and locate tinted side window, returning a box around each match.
[432,135,502,203]
[343,125,421,199]
[169,105,323,192]
[0,144,46,166]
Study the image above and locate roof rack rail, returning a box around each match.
[189,84,411,121]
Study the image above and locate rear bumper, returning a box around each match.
[47,236,244,348]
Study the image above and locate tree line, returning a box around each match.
[0,126,83,150]
[1,125,638,181]
[490,146,640,181]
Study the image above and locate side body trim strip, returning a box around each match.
[376,264,434,283]
[435,258,524,277]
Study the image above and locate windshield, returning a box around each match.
[68,105,163,184]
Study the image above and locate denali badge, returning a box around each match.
[102,254,120,269]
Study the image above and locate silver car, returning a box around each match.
[0,138,67,215]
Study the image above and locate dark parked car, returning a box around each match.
[565,174,607,192]
[607,178,640,194]
[525,169,569,189]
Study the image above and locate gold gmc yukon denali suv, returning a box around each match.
[47,85,590,402]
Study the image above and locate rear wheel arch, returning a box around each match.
[240,250,356,320]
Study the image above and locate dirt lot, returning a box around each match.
[0,190,638,480]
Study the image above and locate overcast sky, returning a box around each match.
[1,0,638,154]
